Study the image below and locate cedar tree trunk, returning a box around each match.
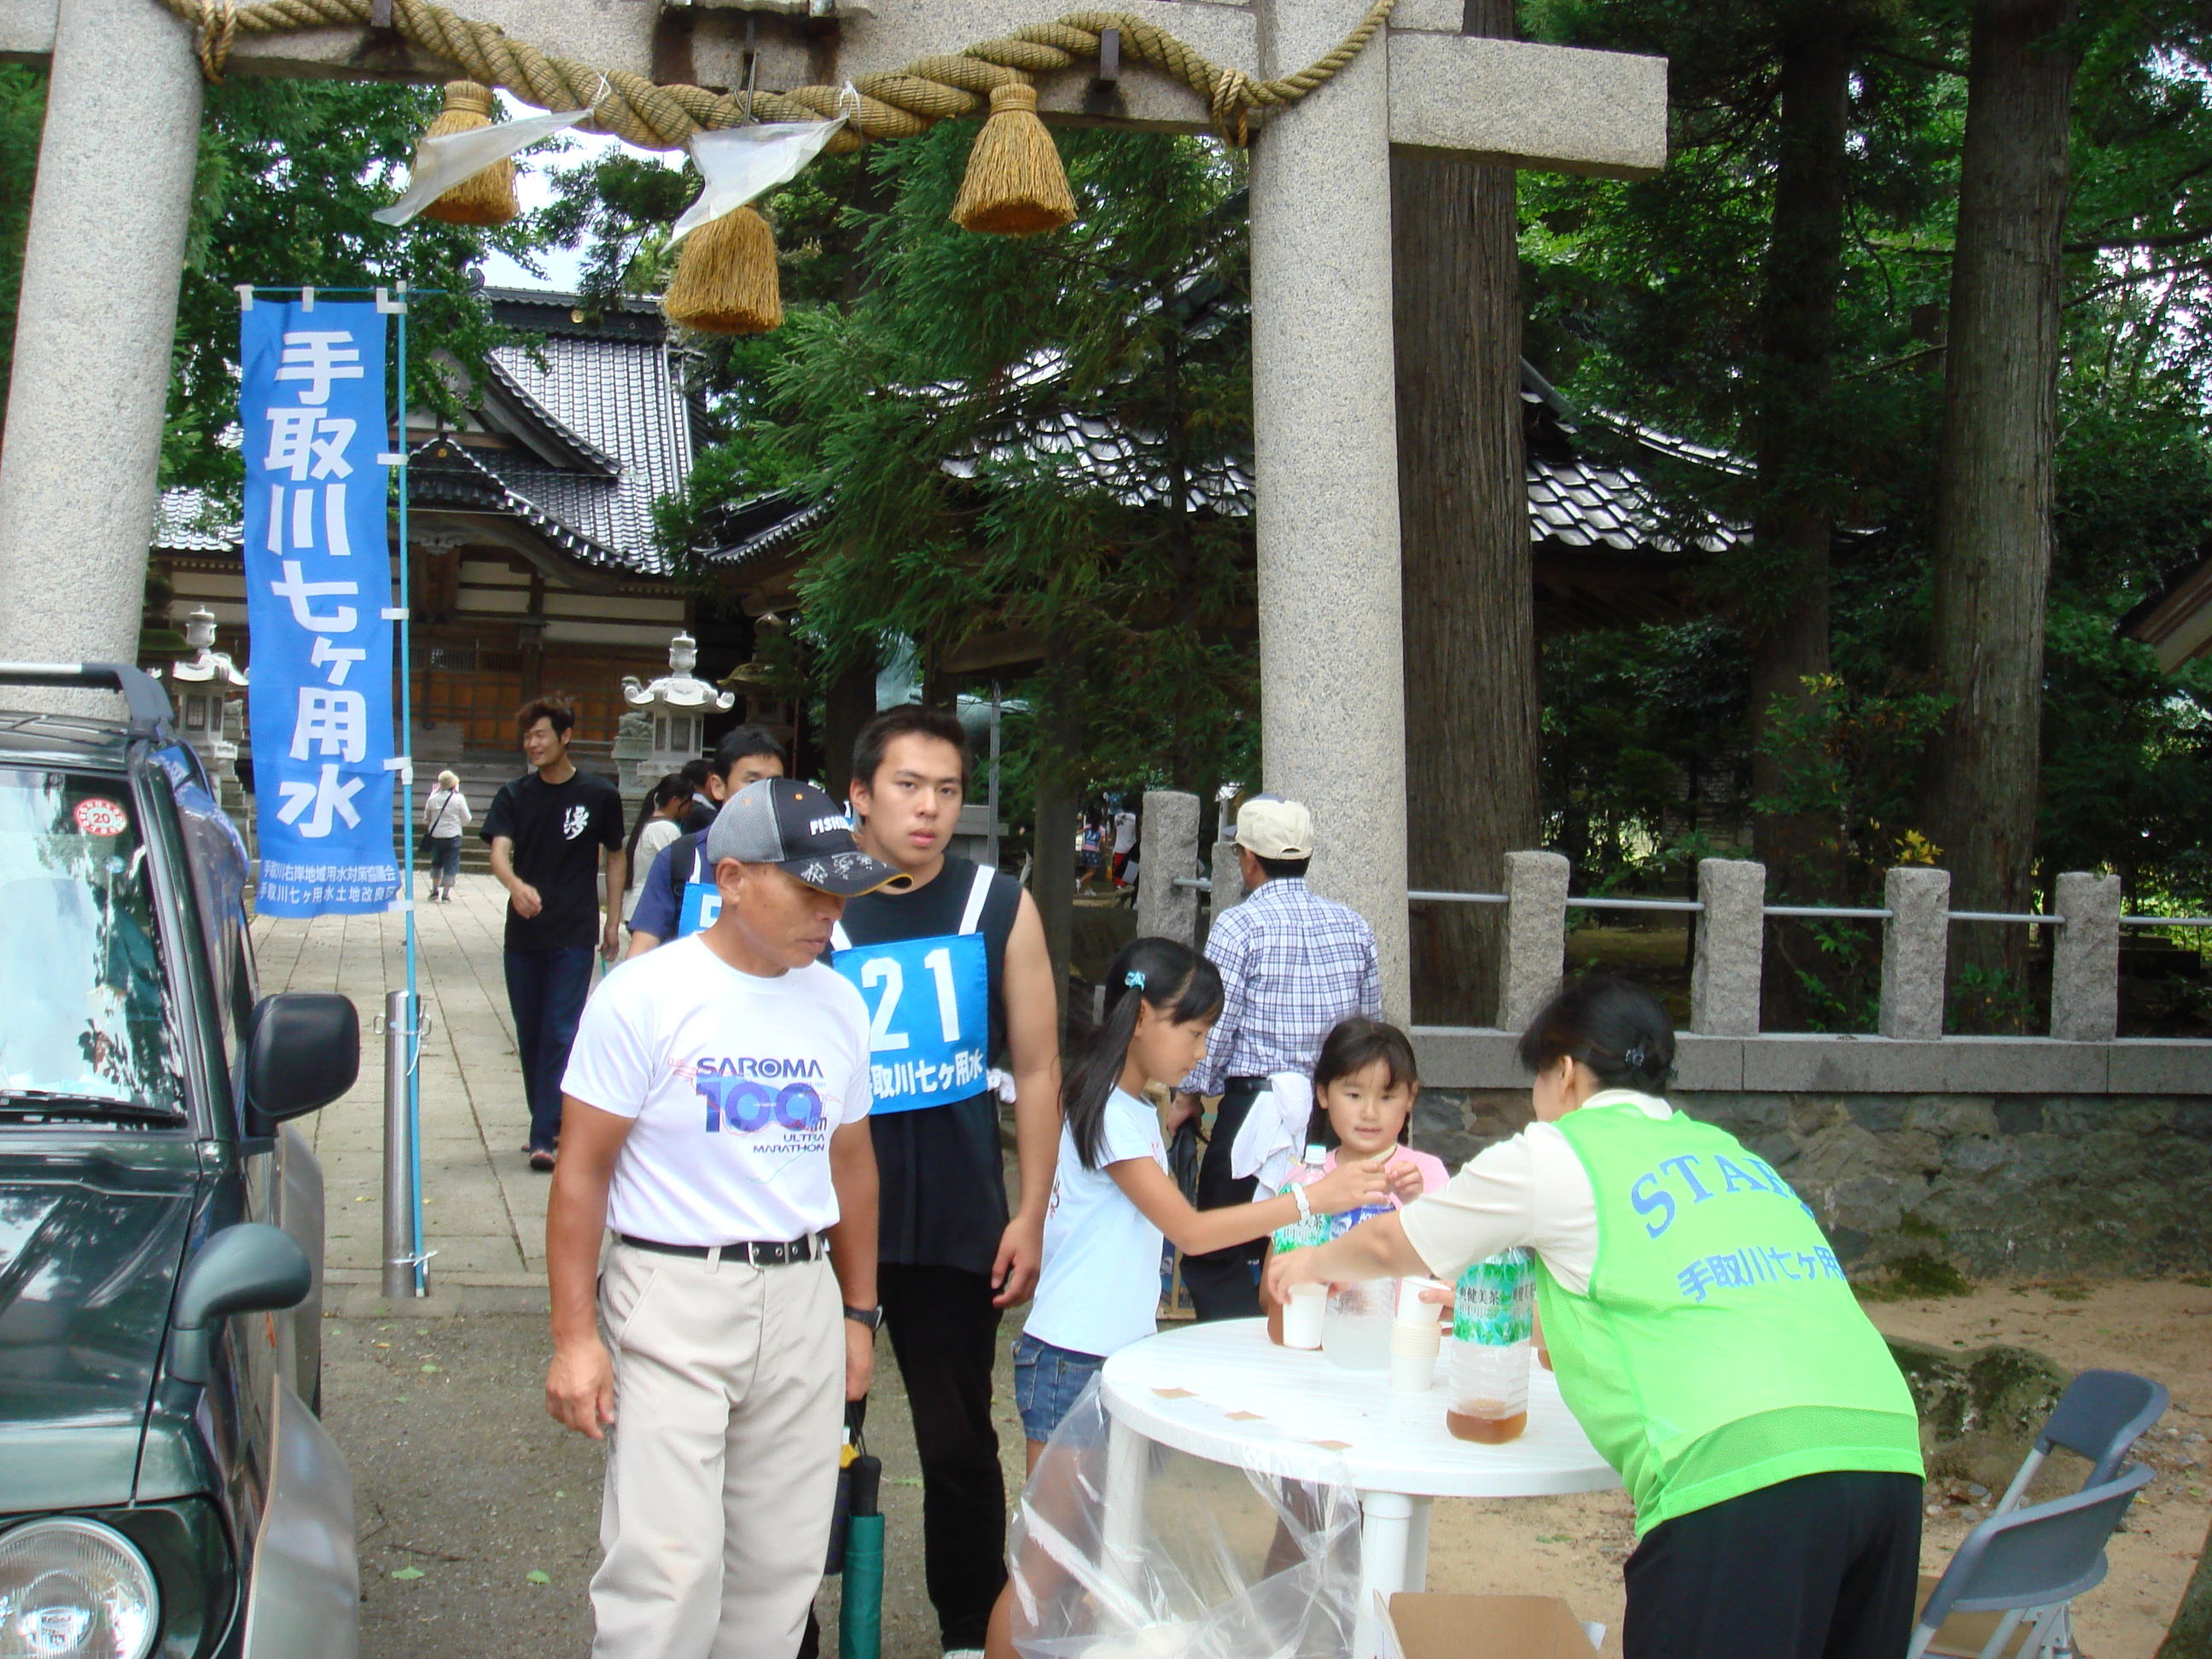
[1393,0,1539,1027]
[1749,9,1853,1025]
[1922,0,2078,1025]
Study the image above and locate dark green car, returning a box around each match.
[0,664,361,1659]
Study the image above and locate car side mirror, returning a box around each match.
[242,992,358,1129]
[166,1223,311,1388]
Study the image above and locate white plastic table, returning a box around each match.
[1097,1318,1621,1658]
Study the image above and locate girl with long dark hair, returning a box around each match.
[982,936,1395,1659]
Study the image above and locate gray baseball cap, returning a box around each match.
[705,778,911,897]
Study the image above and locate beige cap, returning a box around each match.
[1234,795,1313,860]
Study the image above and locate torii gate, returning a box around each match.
[0,0,1663,1007]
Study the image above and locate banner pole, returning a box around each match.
[390,282,428,1297]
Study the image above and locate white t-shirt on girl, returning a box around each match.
[561,934,872,1246]
[1024,1086,1168,1359]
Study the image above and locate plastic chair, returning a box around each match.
[1991,1369,2169,1516]
[1907,1464,2153,1659]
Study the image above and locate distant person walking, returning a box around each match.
[623,774,690,929]
[1110,805,1138,888]
[544,778,904,1659]
[422,769,471,904]
[1167,795,1383,1320]
[484,698,626,1173]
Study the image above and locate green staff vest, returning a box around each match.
[1535,1097,1922,1534]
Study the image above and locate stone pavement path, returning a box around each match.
[253,870,559,1290]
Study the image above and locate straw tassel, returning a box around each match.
[417,82,520,227]
[951,83,1075,236]
[662,205,783,335]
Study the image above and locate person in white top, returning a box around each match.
[421,770,471,903]
[983,935,1404,1659]
[544,777,911,1659]
[620,772,690,927]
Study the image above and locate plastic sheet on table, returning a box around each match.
[1007,1377,1361,1659]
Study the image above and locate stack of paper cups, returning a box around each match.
[1388,1279,1447,1391]
[1280,1282,1326,1349]
[1388,1318,1441,1391]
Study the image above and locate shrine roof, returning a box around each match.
[150,290,701,581]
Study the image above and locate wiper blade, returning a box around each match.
[0,1089,184,1123]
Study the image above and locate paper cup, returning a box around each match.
[1395,1277,1448,1324]
[1388,1319,1441,1361]
[1388,1347,1436,1393]
[1281,1283,1325,1349]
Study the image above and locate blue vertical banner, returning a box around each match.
[240,300,399,916]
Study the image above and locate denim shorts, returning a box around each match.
[1012,1332,1104,1445]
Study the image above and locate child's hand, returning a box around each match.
[1384,1157,1427,1206]
[1305,1152,1392,1216]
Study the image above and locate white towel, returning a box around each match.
[1229,1070,1314,1192]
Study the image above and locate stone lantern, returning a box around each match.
[620,632,733,794]
[157,608,247,807]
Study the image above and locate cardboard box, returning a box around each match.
[1381,1593,1603,1659]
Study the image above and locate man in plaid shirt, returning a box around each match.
[1168,795,1383,1319]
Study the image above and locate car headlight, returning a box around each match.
[0,1518,158,1659]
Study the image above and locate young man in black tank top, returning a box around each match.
[834,706,1060,1657]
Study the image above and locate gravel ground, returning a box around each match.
[325,1301,1028,1659]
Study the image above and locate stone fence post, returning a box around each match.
[1497,850,1569,1032]
[1879,866,1951,1039]
[1691,859,1765,1035]
[2051,871,2122,1041]
[1135,789,1201,947]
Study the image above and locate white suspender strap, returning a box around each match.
[830,922,853,952]
[958,862,994,934]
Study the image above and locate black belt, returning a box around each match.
[617,1232,824,1266]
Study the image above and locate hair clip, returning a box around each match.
[1125,969,1147,990]
[1624,1044,1649,1070]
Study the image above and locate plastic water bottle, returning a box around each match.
[1266,1143,1330,1347]
[1446,1248,1534,1442]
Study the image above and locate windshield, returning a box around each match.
[0,767,181,1116]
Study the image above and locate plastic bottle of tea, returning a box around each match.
[1446,1248,1534,1443]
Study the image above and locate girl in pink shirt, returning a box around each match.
[1301,1016,1451,1201]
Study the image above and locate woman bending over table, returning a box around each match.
[1268,975,1924,1659]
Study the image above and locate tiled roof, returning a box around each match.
[154,489,240,555]
[475,328,695,575]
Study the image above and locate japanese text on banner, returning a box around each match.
[241,300,399,917]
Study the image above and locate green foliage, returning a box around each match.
[1522,0,2212,935]
[673,122,1260,798]
[0,67,44,420]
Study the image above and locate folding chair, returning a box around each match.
[1921,1366,2169,1656]
[1907,1464,2154,1659]
[1991,1369,2169,1516]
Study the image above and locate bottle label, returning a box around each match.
[1453,1248,1534,1346]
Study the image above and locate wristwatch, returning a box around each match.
[844,1304,885,1332]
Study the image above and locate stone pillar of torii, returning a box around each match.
[0,0,1663,1008]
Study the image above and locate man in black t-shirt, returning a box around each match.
[827,706,1060,1657]
[481,697,626,1171]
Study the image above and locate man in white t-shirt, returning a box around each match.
[544,777,911,1659]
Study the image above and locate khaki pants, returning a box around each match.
[591,1243,843,1659]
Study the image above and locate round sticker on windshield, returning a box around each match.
[74,797,129,837]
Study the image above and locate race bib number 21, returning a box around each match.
[833,931,989,1115]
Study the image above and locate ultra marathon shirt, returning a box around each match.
[832,853,1022,1275]
[480,767,625,952]
[1024,1087,1168,1359]
[560,934,873,1245]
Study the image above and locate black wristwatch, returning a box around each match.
[844,1304,884,1332]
